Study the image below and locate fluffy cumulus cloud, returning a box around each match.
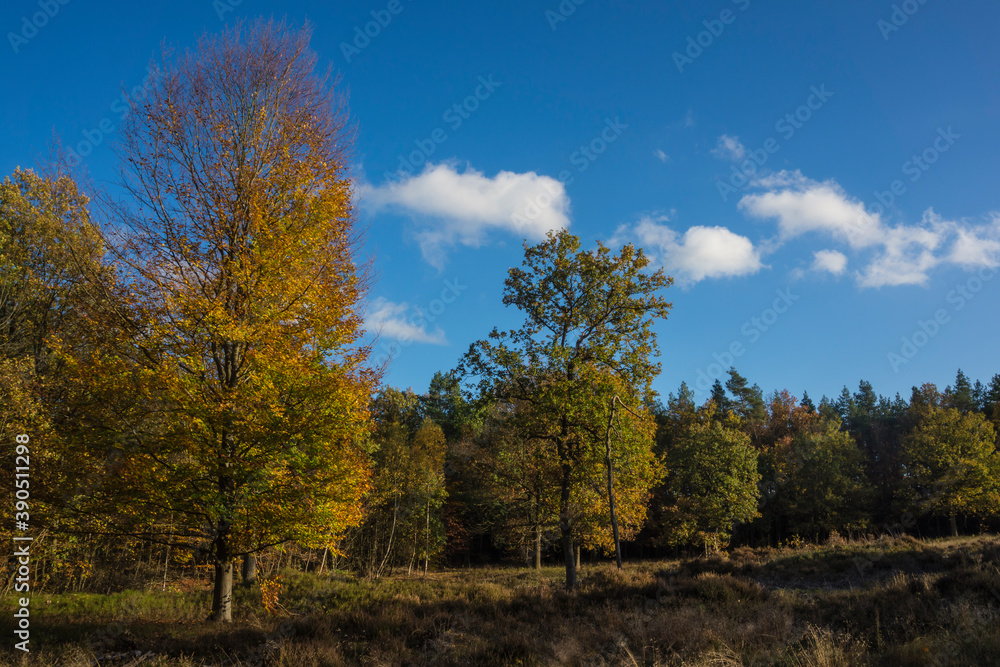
[738,171,1000,288]
[711,135,746,161]
[612,215,764,285]
[812,249,847,275]
[363,297,447,345]
[739,172,883,248]
[362,162,570,268]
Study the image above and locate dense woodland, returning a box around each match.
[3,20,1000,635]
[351,365,1000,572]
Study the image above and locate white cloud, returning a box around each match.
[362,162,570,268]
[655,149,670,163]
[739,171,883,248]
[738,171,1000,288]
[612,215,764,285]
[363,297,447,345]
[711,135,746,162]
[945,212,1000,268]
[856,246,939,288]
[811,250,847,275]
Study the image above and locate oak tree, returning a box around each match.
[460,230,671,588]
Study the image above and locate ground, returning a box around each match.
[2,535,999,666]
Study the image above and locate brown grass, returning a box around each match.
[1,535,998,665]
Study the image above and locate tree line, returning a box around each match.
[347,363,1000,577]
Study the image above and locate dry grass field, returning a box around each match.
[2,535,999,666]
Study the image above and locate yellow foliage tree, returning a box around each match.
[58,19,377,622]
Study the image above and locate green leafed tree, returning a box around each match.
[420,370,468,442]
[943,369,977,414]
[769,419,874,540]
[460,229,671,588]
[655,404,760,552]
[724,368,767,446]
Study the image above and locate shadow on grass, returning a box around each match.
[1,536,999,666]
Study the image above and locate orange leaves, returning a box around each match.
[259,573,284,615]
[40,21,378,583]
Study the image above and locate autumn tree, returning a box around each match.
[900,406,1000,536]
[0,168,103,372]
[759,389,818,450]
[340,389,449,577]
[460,229,671,588]
[0,167,109,536]
[59,20,376,621]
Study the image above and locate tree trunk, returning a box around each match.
[534,524,542,571]
[162,542,170,592]
[241,553,257,588]
[560,528,576,590]
[559,463,576,590]
[376,497,399,578]
[949,514,959,537]
[211,559,233,622]
[424,497,430,576]
[211,464,235,622]
[603,398,624,570]
[575,544,581,570]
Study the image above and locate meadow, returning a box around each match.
[3,534,999,666]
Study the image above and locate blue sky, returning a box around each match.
[3,0,998,404]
